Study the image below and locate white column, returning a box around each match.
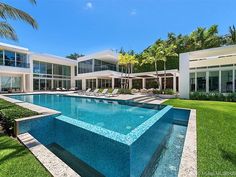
[112,77,115,89]
[206,71,209,93]
[194,72,197,92]
[173,73,176,93]
[22,74,26,92]
[129,79,132,89]
[82,79,86,90]
[70,66,75,88]
[159,77,162,90]
[96,78,98,89]
[142,78,146,89]
[179,53,190,99]
[233,69,235,92]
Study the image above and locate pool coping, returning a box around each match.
[17,132,80,177]
[178,108,197,177]
[0,94,197,177]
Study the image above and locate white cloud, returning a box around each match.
[85,2,93,9]
[130,9,137,16]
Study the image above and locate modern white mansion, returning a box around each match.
[0,42,235,99]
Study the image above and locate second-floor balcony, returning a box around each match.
[0,59,30,68]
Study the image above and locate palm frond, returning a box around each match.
[0,22,17,40]
[28,0,37,5]
[0,2,38,29]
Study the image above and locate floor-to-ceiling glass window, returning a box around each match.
[16,53,28,68]
[190,73,196,92]
[33,79,39,90]
[209,71,219,92]
[98,79,112,88]
[4,50,15,67]
[33,61,71,90]
[75,80,82,90]
[1,76,11,91]
[86,79,96,89]
[132,79,142,89]
[78,59,93,74]
[94,59,116,72]
[221,70,233,93]
[12,77,21,90]
[0,50,3,65]
[197,72,206,92]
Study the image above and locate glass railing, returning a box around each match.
[94,64,117,72]
[0,59,30,68]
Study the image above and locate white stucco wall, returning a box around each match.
[179,53,190,99]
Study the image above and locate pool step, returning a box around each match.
[132,96,161,103]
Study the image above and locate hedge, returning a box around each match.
[190,92,236,102]
[0,99,38,134]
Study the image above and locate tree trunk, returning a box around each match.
[154,61,159,89]
[164,61,166,90]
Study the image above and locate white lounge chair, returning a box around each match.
[90,89,99,96]
[85,88,92,95]
[99,89,108,96]
[56,88,61,91]
[105,89,119,97]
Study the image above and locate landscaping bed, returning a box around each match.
[0,98,39,135]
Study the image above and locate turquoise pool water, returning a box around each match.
[11,94,190,177]
[10,94,162,135]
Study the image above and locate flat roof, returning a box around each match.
[181,45,236,60]
[0,42,29,52]
[78,50,118,64]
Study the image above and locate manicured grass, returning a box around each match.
[0,134,51,177]
[164,99,236,176]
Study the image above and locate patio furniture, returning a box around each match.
[90,89,99,96]
[105,89,119,97]
[56,88,61,91]
[85,88,92,95]
[99,89,108,96]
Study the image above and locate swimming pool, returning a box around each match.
[10,94,190,177]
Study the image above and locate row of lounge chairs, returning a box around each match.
[78,88,119,97]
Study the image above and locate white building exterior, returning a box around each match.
[3,42,235,98]
[179,45,236,98]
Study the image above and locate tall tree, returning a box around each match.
[0,1,38,40]
[66,53,84,60]
[118,52,138,89]
[228,25,236,44]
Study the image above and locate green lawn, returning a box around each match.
[164,99,236,176]
[0,134,50,177]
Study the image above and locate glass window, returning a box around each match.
[94,59,116,72]
[46,80,52,90]
[74,66,77,76]
[47,63,52,74]
[75,80,82,90]
[33,79,39,90]
[4,50,15,67]
[12,77,21,89]
[40,62,47,74]
[16,53,28,68]
[1,76,12,91]
[190,73,195,92]
[39,79,46,90]
[209,71,219,92]
[0,50,3,65]
[221,70,233,93]
[197,72,206,92]
[86,79,96,89]
[78,59,93,74]
[33,61,40,73]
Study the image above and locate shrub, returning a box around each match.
[190,92,236,102]
[0,99,38,135]
[119,88,132,94]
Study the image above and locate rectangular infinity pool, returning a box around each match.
[10,94,190,177]
[10,94,163,135]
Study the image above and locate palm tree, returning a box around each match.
[66,53,84,60]
[228,25,236,44]
[0,0,38,40]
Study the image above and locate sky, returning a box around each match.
[1,0,236,57]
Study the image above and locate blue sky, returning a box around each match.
[1,0,236,56]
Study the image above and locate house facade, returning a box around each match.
[1,42,234,98]
[179,45,236,98]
